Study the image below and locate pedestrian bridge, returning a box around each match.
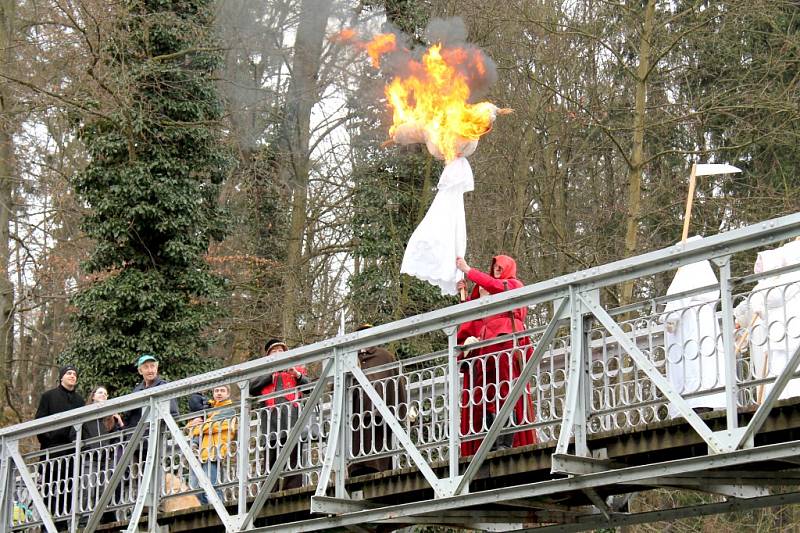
[3,212,800,533]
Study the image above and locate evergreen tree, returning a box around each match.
[64,0,230,392]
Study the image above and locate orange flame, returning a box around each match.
[385,44,497,162]
[331,30,397,68]
[364,33,397,68]
[334,29,506,161]
[331,28,357,43]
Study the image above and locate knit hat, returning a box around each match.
[59,365,78,380]
[264,338,289,355]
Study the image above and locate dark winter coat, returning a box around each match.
[349,346,406,477]
[35,384,85,449]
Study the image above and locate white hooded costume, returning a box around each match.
[746,239,800,400]
[661,238,726,414]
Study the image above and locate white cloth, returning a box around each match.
[748,240,800,400]
[400,157,474,295]
[661,256,726,414]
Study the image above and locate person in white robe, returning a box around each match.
[661,238,726,415]
[745,238,800,402]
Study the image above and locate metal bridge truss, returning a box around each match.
[2,212,800,532]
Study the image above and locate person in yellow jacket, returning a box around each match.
[186,384,237,505]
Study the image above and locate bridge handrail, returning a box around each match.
[2,211,798,442]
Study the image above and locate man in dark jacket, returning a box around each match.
[35,365,85,527]
[349,324,407,478]
[124,354,180,428]
[35,365,85,449]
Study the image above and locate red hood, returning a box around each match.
[491,255,517,280]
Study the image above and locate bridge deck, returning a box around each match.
[142,399,800,532]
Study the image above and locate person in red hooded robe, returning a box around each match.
[456,255,537,456]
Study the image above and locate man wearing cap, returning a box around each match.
[35,365,85,527]
[249,338,309,490]
[125,354,179,428]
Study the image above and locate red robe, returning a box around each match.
[458,255,537,456]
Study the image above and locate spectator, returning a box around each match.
[81,385,123,524]
[83,386,124,442]
[35,365,85,449]
[35,365,85,527]
[456,255,537,455]
[187,385,237,505]
[249,339,308,490]
[124,354,179,428]
[349,324,407,478]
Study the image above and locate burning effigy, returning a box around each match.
[335,19,510,295]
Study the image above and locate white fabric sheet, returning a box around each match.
[661,254,726,414]
[748,240,800,400]
[400,157,474,295]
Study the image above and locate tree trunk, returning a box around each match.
[0,0,17,423]
[620,0,655,307]
[280,0,331,342]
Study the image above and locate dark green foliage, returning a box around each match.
[63,0,231,393]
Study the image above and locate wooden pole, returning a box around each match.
[681,163,698,243]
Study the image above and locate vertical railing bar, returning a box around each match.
[717,256,739,430]
[149,414,165,533]
[237,380,251,518]
[0,437,10,530]
[445,326,459,480]
[69,424,82,533]
[125,401,160,533]
[314,350,344,499]
[335,367,349,500]
[555,286,584,456]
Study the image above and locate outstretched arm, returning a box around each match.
[466,268,509,294]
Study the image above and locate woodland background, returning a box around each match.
[0,0,797,529]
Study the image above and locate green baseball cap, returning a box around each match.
[136,354,158,367]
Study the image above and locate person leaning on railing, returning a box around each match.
[455,255,537,455]
[81,385,124,524]
[249,339,309,491]
[186,384,237,505]
[124,354,180,429]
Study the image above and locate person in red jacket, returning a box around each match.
[456,255,537,455]
[249,339,309,490]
